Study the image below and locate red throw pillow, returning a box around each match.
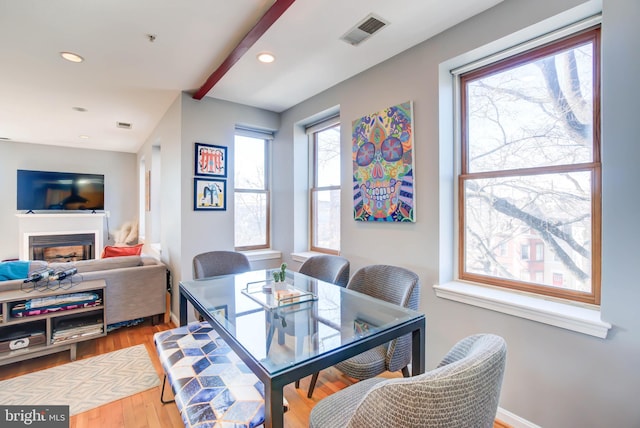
[101,244,144,258]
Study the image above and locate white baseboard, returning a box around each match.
[170,311,179,327]
[497,407,541,428]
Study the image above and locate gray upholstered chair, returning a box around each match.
[192,250,251,320]
[309,333,507,428]
[301,264,420,398]
[293,255,350,397]
[193,250,251,279]
[298,254,350,288]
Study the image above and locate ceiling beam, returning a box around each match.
[192,0,296,100]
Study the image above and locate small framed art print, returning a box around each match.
[194,178,226,211]
[195,142,227,178]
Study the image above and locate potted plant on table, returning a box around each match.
[272,263,287,284]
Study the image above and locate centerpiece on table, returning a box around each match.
[272,263,287,284]
[262,263,287,293]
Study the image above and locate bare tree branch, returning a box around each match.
[538,57,588,141]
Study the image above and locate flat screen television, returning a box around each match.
[17,169,105,211]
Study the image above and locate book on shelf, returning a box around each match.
[52,313,104,343]
[52,323,103,343]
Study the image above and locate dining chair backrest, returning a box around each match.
[193,250,251,279]
[298,255,350,287]
[346,264,420,372]
[345,334,507,428]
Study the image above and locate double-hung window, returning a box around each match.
[308,118,341,254]
[234,128,271,250]
[459,26,601,305]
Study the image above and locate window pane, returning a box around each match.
[466,42,594,173]
[234,135,265,189]
[463,171,592,293]
[316,125,341,187]
[312,189,340,251]
[235,192,267,247]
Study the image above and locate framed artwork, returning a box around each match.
[352,101,415,222]
[195,142,227,177]
[194,178,226,211]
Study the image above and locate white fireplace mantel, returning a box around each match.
[17,213,106,260]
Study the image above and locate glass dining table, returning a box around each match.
[179,268,426,428]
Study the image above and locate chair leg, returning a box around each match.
[401,366,411,377]
[307,372,320,398]
[160,374,175,404]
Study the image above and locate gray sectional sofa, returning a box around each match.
[0,256,167,325]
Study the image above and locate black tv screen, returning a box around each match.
[17,169,105,211]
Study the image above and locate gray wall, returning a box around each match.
[137,93,182,300]
[275,0,639,426]
[4,0,638,425]
[179,95,280,289]
[0,141,137,260]
[141,94,280,319]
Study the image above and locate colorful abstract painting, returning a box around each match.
[352,101,415,222]
[195,142,227,177]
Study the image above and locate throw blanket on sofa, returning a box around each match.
[0,261,30,281]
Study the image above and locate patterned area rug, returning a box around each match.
[0,344,160,415]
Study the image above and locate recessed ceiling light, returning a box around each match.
[79,135,89,139]
[60,51,84,63]
[72,107,88,112]
[257,52,275,63]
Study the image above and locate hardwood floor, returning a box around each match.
[0,319,507,427]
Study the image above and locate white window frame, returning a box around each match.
[307,116,341,254]
[233,127,272,251]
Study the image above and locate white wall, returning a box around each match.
[0,142,137,260]
[275,0,639,426]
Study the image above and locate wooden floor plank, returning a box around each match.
[0,318,507,427]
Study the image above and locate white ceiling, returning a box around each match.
[0,0,502,153]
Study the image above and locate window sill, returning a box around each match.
[241,249,282,262]
[291,251,325,263]
[433,281,611,339]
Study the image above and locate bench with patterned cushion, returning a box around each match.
[154,322,288,428]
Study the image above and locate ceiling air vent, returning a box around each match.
[340,13,389,46]
[116,121,132,130]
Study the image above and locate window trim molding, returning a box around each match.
[233,131,271,251]
[436,4,608,338]
[305,115,340,135]
[241,249,281,262]
[434,280,610,338]
[309,120,341,254]
[457,25,601,304]
[234,189,271,251]
[450,14,601,76]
